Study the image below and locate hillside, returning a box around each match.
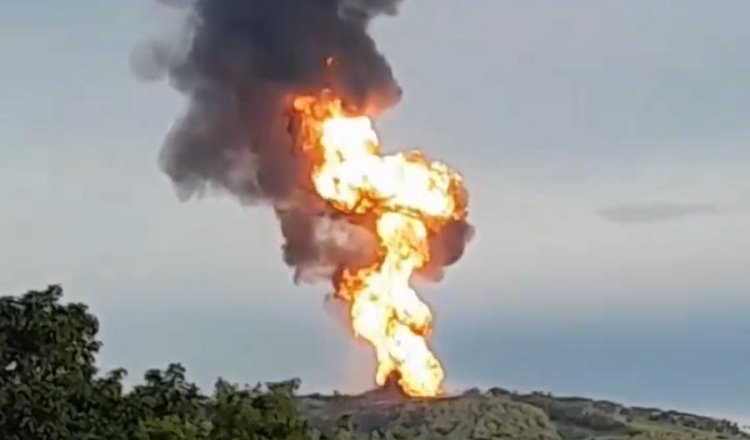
[301,386,748,440]
[2,286,745,440]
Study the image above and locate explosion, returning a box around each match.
[292,93,468,396]
[139,0,473,398]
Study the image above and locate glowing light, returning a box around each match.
[292,92,467,397]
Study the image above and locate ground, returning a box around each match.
[300,386,748,440]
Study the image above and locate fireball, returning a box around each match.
[292,92,468,397]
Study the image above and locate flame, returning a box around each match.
[292,92,467,397]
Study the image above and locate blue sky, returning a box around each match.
[1,0,748,422]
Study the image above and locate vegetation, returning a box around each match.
[1,286,746,440]
[302,390,749,440]
[0,286,323,440]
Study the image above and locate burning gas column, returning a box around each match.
[290,92,470,398]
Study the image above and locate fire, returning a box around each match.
[292,92,467,397]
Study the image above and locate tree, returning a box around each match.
[210,378,314,440]
[0,285,117,439]
[0,285,325,439]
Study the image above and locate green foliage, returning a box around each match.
[0,285,111,440]
[0,285,325,440]
[210,378,312,440]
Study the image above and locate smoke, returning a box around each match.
[139,0,471,283]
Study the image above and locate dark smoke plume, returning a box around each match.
[139,0,472,282]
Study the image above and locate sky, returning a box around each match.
[1,0,748,423]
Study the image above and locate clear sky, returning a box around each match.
[1,0,748,423]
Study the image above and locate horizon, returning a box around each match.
[1,0,748,423]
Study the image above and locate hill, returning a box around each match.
[301,386,748,440]
[2,286,745,440]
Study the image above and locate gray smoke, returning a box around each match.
[139,0,472,283]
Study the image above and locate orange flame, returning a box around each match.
[292,92,467,397]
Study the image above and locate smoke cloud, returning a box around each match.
[139,0,472,283]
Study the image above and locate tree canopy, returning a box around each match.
[0,285,327,440]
